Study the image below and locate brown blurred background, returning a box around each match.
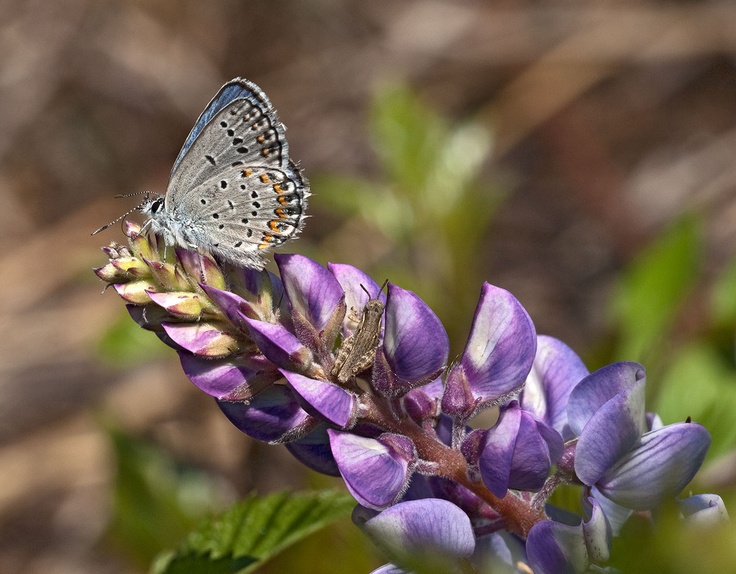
[2,1,736,572]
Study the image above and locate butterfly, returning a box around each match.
[96,78,309,270]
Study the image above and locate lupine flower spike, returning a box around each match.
[95,224,722,573]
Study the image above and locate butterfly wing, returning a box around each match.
[167,78,291,202]
[166,162,308,269]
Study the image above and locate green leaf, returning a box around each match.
[654,343,736,459]
[313,173,413,240]
[611,215,701,362]
[710,255,736,326]
[371,86,446,194]
[154,490,357,574]
[97,311,168,365]
[108,428,227,567]
[423,121,493,217]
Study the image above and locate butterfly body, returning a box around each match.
[140,78,309,269]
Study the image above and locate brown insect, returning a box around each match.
[331,281,388,383]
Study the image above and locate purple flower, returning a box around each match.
[678,494,729,526]
[329,430,416,510]
[470,401,563,497]
[217,385,315,443]
[443,283,537,422]
[520,335,589,441]
[526,497,611,574]
[96,226,722,571]
[373,284,449,396]
[569,363,711,510]
[354,499,475,560]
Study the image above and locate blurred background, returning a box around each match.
[2,0,736,572]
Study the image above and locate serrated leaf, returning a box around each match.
[611,215,701,362]
[154,552,256,574]
[154,490,356,574]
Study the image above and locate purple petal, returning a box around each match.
[574,375,647,486]
[508,412,562,492]
[526,520,587,574]
[440,365,477,420]
[230,266,284,299]
[275,254,345,331]
[178,351,278,400]
[678,494,729,526]
[282,370,358,428]
[126,304,168,331]
[123,219,142,238]
[521,335,589,440]
[329,263,385,329]
[285,425,340,476]
[568,362,647,437]
[200,284,257,328]
[224,267,289,323]
[589,486,632,536]
[478,403,561,495]
[403,377,443,424]
[455,283,537,405]
[357,499,475,558]
[329,430,414,510]
[382,284,449,383]
[162,322,238,358]
[478,405,520,497]
[536,418,565,467]
[243,317,312,370]
[217,385,315,443]
[427,477,503,531]
[581,497,611,563]
[596,422,711,510]
[369,565,407,574]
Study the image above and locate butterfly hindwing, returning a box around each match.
[166,163,307,268]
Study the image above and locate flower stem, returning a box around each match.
[363,392,547,538]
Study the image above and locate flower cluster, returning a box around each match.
[96,223,723,573]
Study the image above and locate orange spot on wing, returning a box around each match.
[258,234,274,249]
[260,174,270,183]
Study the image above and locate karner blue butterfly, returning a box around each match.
[95,78,309,270]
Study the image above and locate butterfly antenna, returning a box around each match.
[91,192,153,235]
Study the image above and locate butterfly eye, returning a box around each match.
[151,197,164,214]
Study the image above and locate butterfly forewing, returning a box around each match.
[170,79,280,175]
[167,80,289,202]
